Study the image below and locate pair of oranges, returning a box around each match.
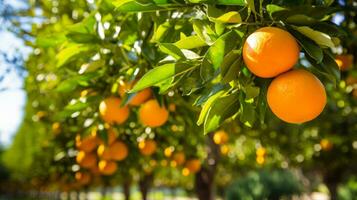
[243,27,327,124]
[99,81,169,127]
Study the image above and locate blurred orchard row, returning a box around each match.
[0,0,357,200]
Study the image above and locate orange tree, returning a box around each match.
[2,0,357,200]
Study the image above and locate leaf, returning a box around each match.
[286,15,318,25]
[56,44,92,67]
[192,19,217,45]
[113,0,176,12]
[204,93,240,133]
[65,101,88,111]
[131,62,195,92]
[288,28,323,63]
[239,102,256,127]
[151,21,171,42]
[159,43,185,60]
[174,35,207,49]
[56,79,78,93]
[216,0,245,5]
[244,85,260,100]
[207,6,241,23]
[194,84,227,106]
[266,4,286,17]
[294,26,335,48]
[197,90,225,126]
[204,31,240,70]
[220,50,241,83]
[36,34,66,47]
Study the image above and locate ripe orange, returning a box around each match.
[75,134,98,152]
[267,69,326,124]
[213,130,229,145]
[76,151,97,168]
[335,54,353,71]
[138,139,157,156]
[75,172,91,185]
[98,160,117,175]
[164,147,174,157]
[139,100,169,127]
[119,81,152,106]
[320,139,333,151]
[109,141,128,161]
[97,144,112,160]
[185,159,201,173]
[243,27,300,78]
[52,122,61,135]
[220,145,229,155]
[99,97,130,124]
[172,152,186,166]
[256,147,267,157]
[256,156,265,165]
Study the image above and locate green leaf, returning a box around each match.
[192,19,217,45]
[204,93,240,133]
[151,21,171,42]
[286,15,318,25]
[56,79,78,93]
[244,85,260,100]
[204,31,240,70]
[194,84,227,106]
[220,50,241,83]
[207,6,241,23]
[216,0,245,5]
[174,35,207,49]
[113,0,176,12]
[36,34,66,48]
[159,43,186,60]
[289,28,323,63]
[294,26,335,48]
[197,90,225,126]
[56,44,92,67]
[266,4,286,17]
[239,102,256,127]
[131,62,196,92]
[65,101,88,111]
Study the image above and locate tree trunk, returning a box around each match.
[139,174,153,200]
[325,181,338,200]
[194,132,220,200]
[123,179,131,200]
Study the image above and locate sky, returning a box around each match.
[0,0,31,146]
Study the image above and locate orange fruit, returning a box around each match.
[99,97,130,124]
[138,139,157,156]
[182,168,190,176]
[75,172,91,185]
[119,81,152,106]
[335,54,353,71]
[256,147,267,157]
[267,69,326,123]
[320,139,333,151]
[76,151,97,168]
[109,141,128,161]
[139,100,169,127]
[172,152,186,165]
[75,134,98,152]
[220,145,229,155]
[98,160,117,175]
[243,27,300,78]
[185,159,201,173]
[256,156,265,165]
[164,147,174,157]
[97,144,112,160]
[52,122,61,135]
[213,130,229,145]
[168,103,176,112]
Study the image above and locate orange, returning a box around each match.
[75,134,99,152]
[98,160,117,175]
[76,151,97,168]
[119,81,152,106]
[164,147,174,157]
[168,103,176,112]
[75,172,91,185]
[109,141,128,161]
[213,130,229,145]
[335,54,353,71]
[172,152,186,165]
[267,69,326,123]
[138,139,157,156]
[185,159,201,173]
[220,145,229,155]
[256,147,267,157]
[256,156,265,165]
[97,144,112,160]
[243,27,300,78]
[320,139,333,151]
[52,122,61,135]
[139,100,169,127]
[99,97,130,124]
